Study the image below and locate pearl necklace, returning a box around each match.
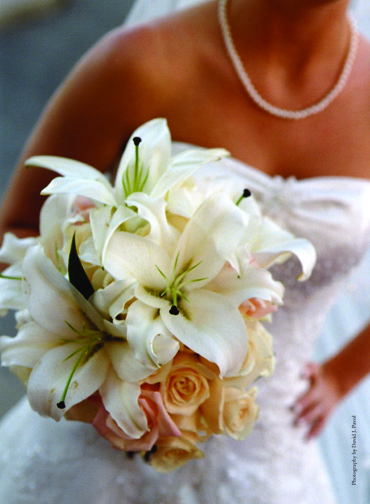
[218,0,359,120]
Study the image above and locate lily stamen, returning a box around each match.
[133,136,141,185]
[169,306,180,315]
[56,321,125,409]
[122,136,149,197]
[57,345,90,409]
[155,254,208,314]
[235,188,252,206]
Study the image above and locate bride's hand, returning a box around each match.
[292,362,343,441]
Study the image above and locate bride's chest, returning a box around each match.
[168,81,370,181]
[194,115,370,181]
[227,117,370,181]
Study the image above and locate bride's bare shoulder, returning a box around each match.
[115,1,219,54]
[97,2,221,103]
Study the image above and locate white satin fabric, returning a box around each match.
[1,150,370,503]
[124,0,370,39]
[124,0,200,25]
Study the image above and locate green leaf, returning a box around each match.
[68,233,94,300]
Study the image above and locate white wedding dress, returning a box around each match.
[1,150,370,504]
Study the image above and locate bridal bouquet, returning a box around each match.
[0,119,315,472]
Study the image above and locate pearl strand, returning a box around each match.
[218,0,359,120]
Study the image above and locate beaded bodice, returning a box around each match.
[1,150,370,504]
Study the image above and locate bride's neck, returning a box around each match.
[230,0,351,71]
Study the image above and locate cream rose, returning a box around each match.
[160,352,214,416]
[225,320,275,391]
[150,434,205,473]
[201,383,259,440]
[222,386,259,440]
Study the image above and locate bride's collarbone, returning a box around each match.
[170,109,370,180]
[229,132,370,180]
[211,101,370,179]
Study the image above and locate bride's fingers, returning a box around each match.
[301,362,320,381]
[294,383,322,413]
[305,416,327,440]
[294,401,324,427]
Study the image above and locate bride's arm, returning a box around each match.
[293,325,370,439]
[0,24,165,241]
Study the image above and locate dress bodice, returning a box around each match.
[194,150,370,310]
[1,150,370,504]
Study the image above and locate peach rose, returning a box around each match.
[160,352,214,416]
[93,388,181,452]
[150,434,205,473]
[171,410,211,443]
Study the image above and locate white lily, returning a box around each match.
[38,193,78,269]
[0,245,161,439]
[104,192,259,378]
[0,193,83,316]
[26,119,228,259]
[205,263,284,309]
[232,194,316,281]
[0,233,38,315]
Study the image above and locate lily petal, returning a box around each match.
[173,192,249,288]
[126,192,180,253]
[26,155,111,184]
[27,343,109,420]
[0,233,37,265]
[27,155,115,205]
[166,180,204,219]
[99,367,147,437]
[90,205,136,261]
[22,245,105,336]
[115,118,171,199]
[207,264,284,306]
[103,232,170,290]
[105,341,155,382]
[245,216,317,281]
[126,300,179,368]
[254,236,317,281]
[150,147,229,198]
[0,321,57,368]
[41,177,117,206]
[78,236,101,266]
[91,279,135,321]
[161,289,247,377]
[0,264,24,313]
